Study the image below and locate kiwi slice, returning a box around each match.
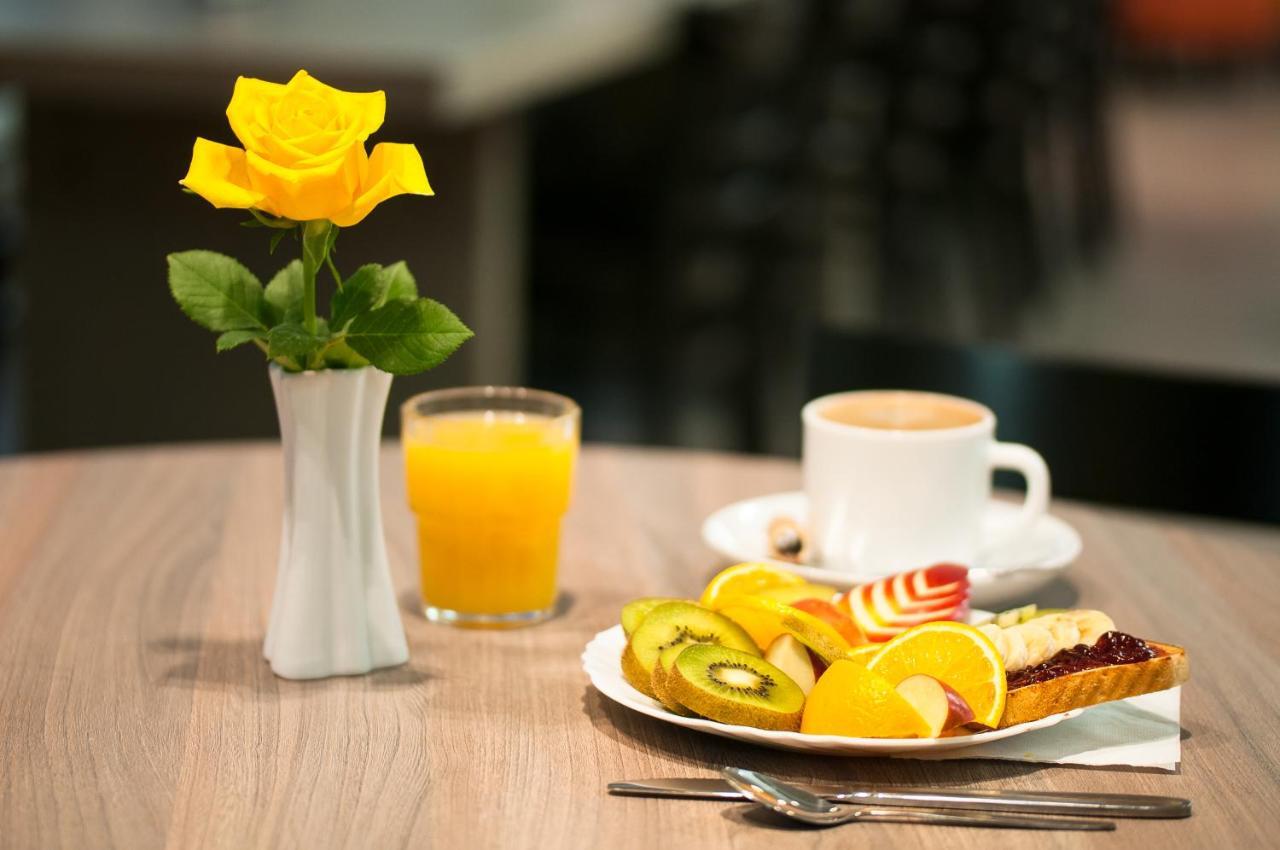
[995,604,1037,628]
[621,602,758,699]
[621,597,683,637]
[665,644,805,731]
[650,643,698,716]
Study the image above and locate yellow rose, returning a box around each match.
[180,70,432,226]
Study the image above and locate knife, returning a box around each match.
[608,778,1191,819]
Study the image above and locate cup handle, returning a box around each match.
[982,442,1051,556]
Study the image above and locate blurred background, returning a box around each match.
[1,0,1278,522]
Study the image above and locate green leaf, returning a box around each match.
[215,329,266,352]
[322,340,371,369]
[264,260,303,325]
[268,322,326,360]
[380,261,418,302]
[168,251,266,332]
[346,299,473,375]
[268,229,288,255]
[330,264,387,329]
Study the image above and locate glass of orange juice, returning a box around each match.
[401,387,580,627]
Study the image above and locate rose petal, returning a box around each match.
[288,127,345,157]
[180,138,269,212]
[226,76,287,155]
[244,143,365,222]
[290,70,385,141]
[329,142,432,227]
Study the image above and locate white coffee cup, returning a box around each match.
[802,390,1050,579]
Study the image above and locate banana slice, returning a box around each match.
[1034,614,1082,651]
[1000,625,1029,672]
[1065,609,1116,645]
[977,624,1007,663]
[978,609,1119,673]
[1015,622,1056,667]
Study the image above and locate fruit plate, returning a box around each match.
[701,491,1082,608]
[582,624,1082,757]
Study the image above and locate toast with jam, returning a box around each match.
[977,611,1189,728]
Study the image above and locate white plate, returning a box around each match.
[582,625,1081,756]
[701,491,1082,607]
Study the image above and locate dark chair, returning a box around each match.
[809,330,1280,523]
[0,86,21,454]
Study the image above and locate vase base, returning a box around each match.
[423,603,555,629]
[267,651,409,681]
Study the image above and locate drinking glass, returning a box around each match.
[401,387,579,627]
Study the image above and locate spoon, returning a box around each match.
[720,768,1115,831]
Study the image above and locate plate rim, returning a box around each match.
[701,490,1082,581]
[582,624,1082,755]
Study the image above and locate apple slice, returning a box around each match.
[894,674,975,737]
[839,564,972,642]
[792,598,867,646]
[764,634,817,695]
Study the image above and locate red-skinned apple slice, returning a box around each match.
[849,585,965,640]
[838,564,971,642]
[903,564,968,599]
[791,598,867,646]
[894,674,975,737]
[764,634,817,695]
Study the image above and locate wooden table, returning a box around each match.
[1,443,1277,849]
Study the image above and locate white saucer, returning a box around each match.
[701,491,1081,608]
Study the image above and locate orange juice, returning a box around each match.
[403,410,578,623]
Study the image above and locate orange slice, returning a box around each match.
[749,583,839,605]
[719,597,853,662]
[866,621,1007,728]
[801,660,932,738]
[844,643,881,666]
[699,562,804,610]
[717,603,787,651]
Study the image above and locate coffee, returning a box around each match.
[819,391,984,431]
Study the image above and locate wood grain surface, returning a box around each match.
[1,442,1277,849]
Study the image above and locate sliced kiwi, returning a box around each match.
[620,597,684,637]
[995,604,1037,628]
[621,602,759,699]
[650,643,699,716]
[989,604,1067,628]
[665,644,805,731]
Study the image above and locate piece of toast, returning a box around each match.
[997,641,1188,729]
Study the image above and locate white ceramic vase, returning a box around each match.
[264,364,409,680]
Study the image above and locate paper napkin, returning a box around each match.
[897,687,1182,771]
